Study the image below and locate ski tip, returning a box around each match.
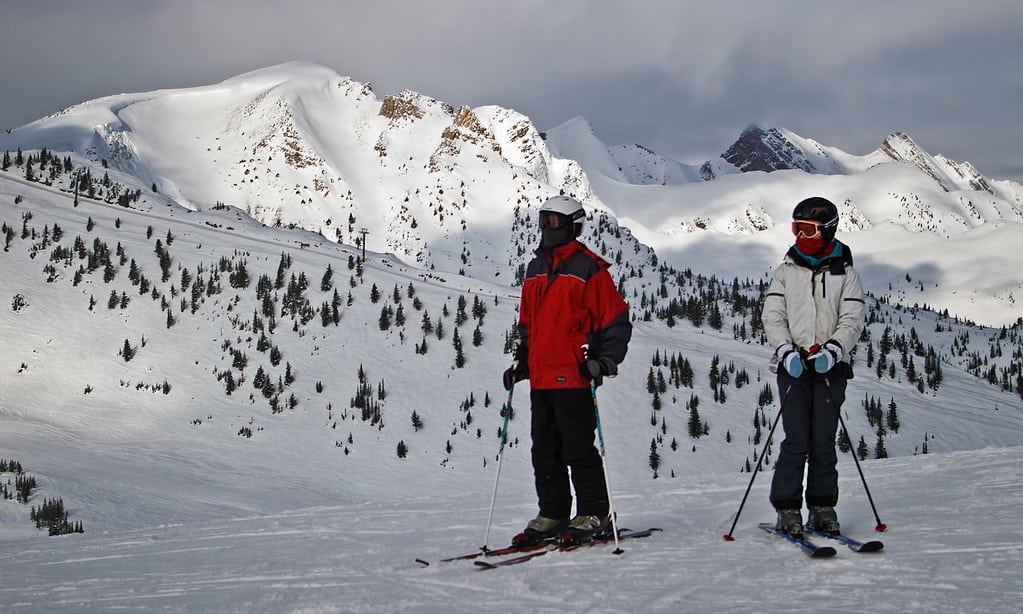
[875,523,888,533]
[414,558,430,567]
[722,534,735,542]
[473,560,498,570]
[811,546,838,558]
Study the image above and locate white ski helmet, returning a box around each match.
[539,195,585,237]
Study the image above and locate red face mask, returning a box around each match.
[796,236,830,256]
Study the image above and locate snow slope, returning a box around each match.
[1,447,1020,612]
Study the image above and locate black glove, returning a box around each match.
[502,360,528,391]
[579,356,617,385]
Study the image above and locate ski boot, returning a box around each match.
[809,506,841,535]
[775,509,804,538]
[559,514,611,546]
[511,516,567,548]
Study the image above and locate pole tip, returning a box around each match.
[722,534,735,542]
[875,523,888,533]
[613,548,624,555]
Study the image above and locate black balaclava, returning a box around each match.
[540,213,576,248]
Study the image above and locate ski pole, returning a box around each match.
[583,344,623,555]
[590,380,624,555]
[480,372,514,552]
[823,374,888,532]
[723,380,793,541]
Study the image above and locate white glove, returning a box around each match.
[775,343,804,378]
[808,340,843,374]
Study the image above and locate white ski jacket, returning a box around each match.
[762,243,865,367]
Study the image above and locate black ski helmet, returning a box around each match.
[792,197,839,242]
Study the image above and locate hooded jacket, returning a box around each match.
[762,241,865,366]
[518,240,631,389]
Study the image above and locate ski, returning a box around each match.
[757,523,836,558]
[415,538,555,566]
[803,525,884,552]
[473,527,663,570]
[472,543,559,569]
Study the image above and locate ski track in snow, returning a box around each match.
[1,448,1021,613]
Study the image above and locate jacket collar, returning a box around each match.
[536,240,611,271]
[788,241,845,269]
[537,239,582,262]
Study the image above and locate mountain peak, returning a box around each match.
[721,124,815,173]
[221,61,342,88]
[879,131,996,194]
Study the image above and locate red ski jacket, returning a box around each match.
[517,240,631,389]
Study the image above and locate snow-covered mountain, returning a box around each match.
[2,61,1021,325]
[544,119,1023,326]
[0,61,617,287]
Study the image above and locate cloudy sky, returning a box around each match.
[3,0,1022,182]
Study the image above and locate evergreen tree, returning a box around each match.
[648,438,660,476]
[874,434,888,459]
[453,328,465,368]
[838,428,852,453]
[230,260,250,288]
[121,339,135,361]
[886,398,901,433]
[857,436,869,460]
[687,406,703,439]
[321,264,334,291]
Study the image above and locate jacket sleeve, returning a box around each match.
[761,267,790,351]
[516,274,541,354]
[584,270,632,365]
[830,266,866,353]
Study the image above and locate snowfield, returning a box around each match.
[2,448,1021,612]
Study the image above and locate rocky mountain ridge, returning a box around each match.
[2,61,1022,324]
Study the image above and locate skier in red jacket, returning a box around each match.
[502,195,632,545]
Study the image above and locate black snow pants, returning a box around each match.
[530,387,608,519]
[769,367,848,511]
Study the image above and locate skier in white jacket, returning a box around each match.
[761,196,865,538]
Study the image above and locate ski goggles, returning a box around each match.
[539,211,564,229]
[791,217,838,239]
[539,211,582,229]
